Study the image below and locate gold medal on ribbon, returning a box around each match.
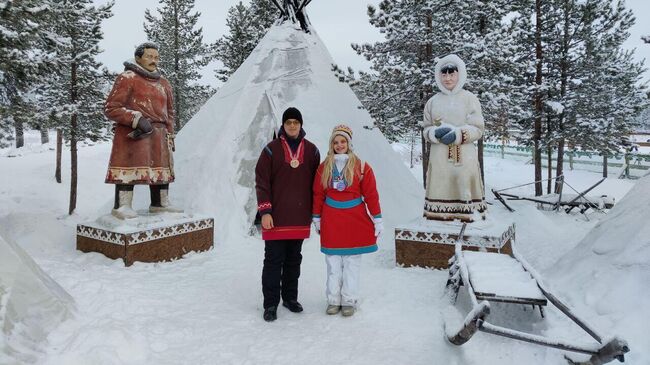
[281,137,304,169]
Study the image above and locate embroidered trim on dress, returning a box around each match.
[106,167,174,184]
[423,198,487,223]
[461,129,468,144]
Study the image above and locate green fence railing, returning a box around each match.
[483,143,650,178]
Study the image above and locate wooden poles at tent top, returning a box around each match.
[269,0,312,31]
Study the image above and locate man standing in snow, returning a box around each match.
[255,107,321,322]
[104,42,182,219]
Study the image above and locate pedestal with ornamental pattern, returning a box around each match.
[394,218,514,269]
[77,213,214,266]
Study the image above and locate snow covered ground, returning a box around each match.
[1,135,646,364]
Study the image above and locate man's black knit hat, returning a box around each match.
[282,107,303,125]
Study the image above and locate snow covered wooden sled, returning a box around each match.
[492,176,614,214]
[445,224,629,364]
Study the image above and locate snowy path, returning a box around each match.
[0,141,641,364]
[39,239,447,365]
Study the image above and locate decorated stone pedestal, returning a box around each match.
[77,213,214,266]
[394,218,515,269]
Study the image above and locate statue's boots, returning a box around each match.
[112,190,138,219]
[149,187,184,214]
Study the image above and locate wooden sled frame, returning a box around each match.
[492,175,612,215]
[445,224,629,365]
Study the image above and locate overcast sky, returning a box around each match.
[94,0,650,85]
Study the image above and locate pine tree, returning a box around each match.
[508,0,647,188]
[144,0,215,131]
[350,0,526,185]
[214,2,256,83]
[350,1,441,183]
[0,0,57,148]
[250,0,279,39]
[40,0,113,214]
[214,0,279,83]
[449,0,527,182]
[571,0,647,176]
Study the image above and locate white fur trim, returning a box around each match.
[132,112,142,129]
[332,131,352,143]
[423,126,437,143]
[434,54,467,96]
[334,153,349,172]
[454,127,463,145]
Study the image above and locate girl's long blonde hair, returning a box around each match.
[320,136,358,189]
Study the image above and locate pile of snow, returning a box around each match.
[0,234,75,364]
[549,176,650,363]
[173,22,423,243]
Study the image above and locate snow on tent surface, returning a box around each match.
[0,233,75,364]
[548,175,650,363]
[172,22,423,242]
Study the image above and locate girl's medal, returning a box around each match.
[334,176,346,191]
[290,159,299,168]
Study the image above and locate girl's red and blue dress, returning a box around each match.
[312,161,382,255]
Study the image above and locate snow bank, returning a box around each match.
[549,176,650,363]
[0,234,75,364]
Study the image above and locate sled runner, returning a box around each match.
[492,176,614,214]
[445,224,629,365]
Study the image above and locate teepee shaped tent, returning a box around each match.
[173,9,423,242]
[0,234,75,363]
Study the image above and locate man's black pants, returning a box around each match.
[262,239,303,309]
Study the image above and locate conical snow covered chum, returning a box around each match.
[173,19,422,241]
[0,234,75,363]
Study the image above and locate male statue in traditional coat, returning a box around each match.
[104,42,182,219]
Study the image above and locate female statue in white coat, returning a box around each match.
[422,54,487,222]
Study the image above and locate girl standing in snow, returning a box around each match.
[312,125,383,317]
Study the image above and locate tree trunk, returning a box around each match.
[546,146,552,194]
[40,127,49,144]
[555,0,570,194]
[173,3,181,132]
[69,62,78,215]
[477,13,487,187]
[55,129,62,183]
[546,114,553,194]
[534,0,543,196]
[14,119,24,148]
[69,115,78,215]
[420,13,434,190]
[602,153,608,178]
[555,139,565,193]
